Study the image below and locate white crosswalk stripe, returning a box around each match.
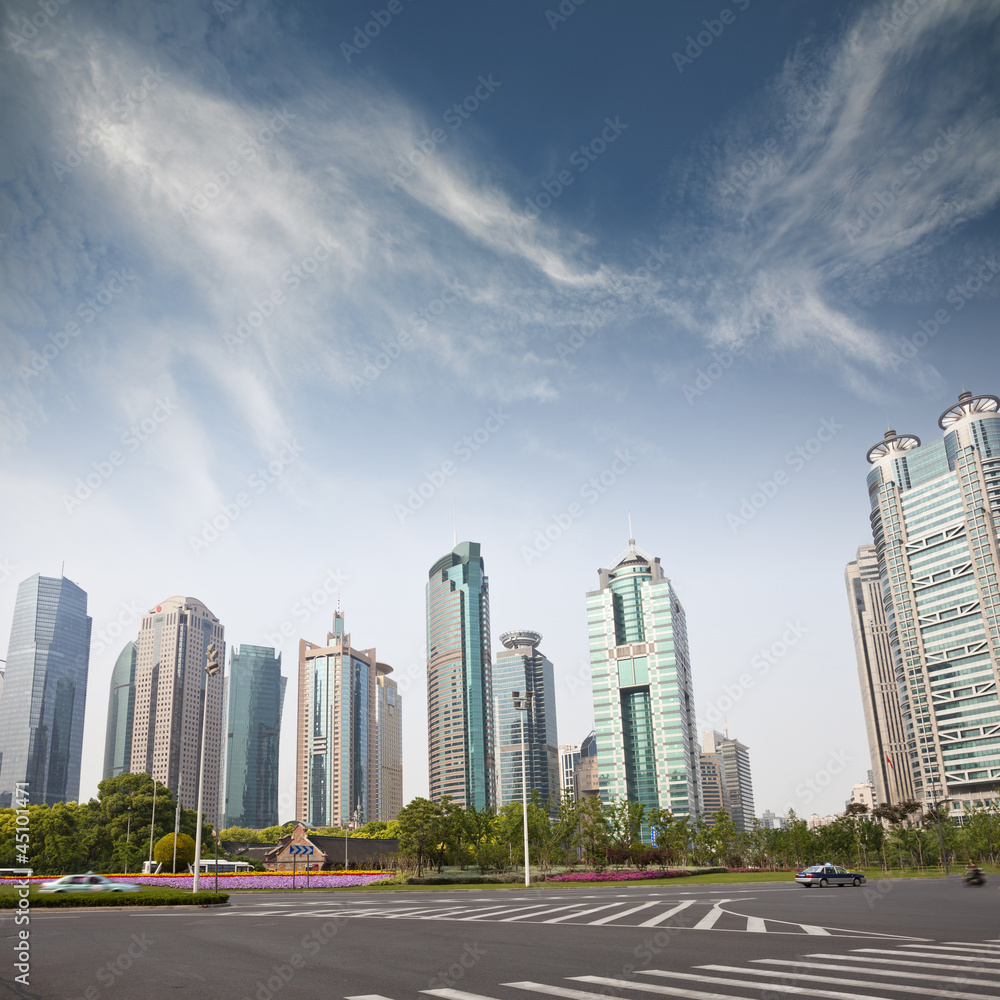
[756,957,1000,989]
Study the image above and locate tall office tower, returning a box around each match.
[221,645,285,830]
[130,597,225,824]
[858,390,1000,819]
[845,545,915,805]
[493,630,560,811]
[103,641,137,780]
[296,612,377,827]
[426,541,495,809]
[375,661,403,821]
[702,729,755,831]
[587,537,701,829]
[0,575,91,807]
[698,751,729,823]
[559,743,581,797]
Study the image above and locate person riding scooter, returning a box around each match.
[964,860,985,885]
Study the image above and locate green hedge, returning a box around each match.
[0,891,228,908]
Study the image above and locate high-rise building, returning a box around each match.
[587,536,701,831]
[296,612,376,827]
[699,751,728,822]
[573,730,599,800]
[0,575,92,807]
[702,729,755,831]
[849,781,877,811]
[845,545,915,805]
[559,742,581,796]
[493,630,559,811]
[130,597,226,825]
[856,390,1000,819]
[375,661,402,821]
[426,540,495,809]
[103,641,137,780]
[221,645,285,830]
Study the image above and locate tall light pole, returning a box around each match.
[147,778,158,873]
[512,690,533,888]
[193,642,221,894]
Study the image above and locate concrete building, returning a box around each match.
[493,630,559,811]
[375,661,402,821]
[102,641,137,780]
[0,574,92,807]
[699,751,729,822]
[296,612,376,827]
[854,390,1000,819]
[222,645,285,830]
[559,743,581,797]
[573,731,600,800]
[426,541,495,809]
[845,545,915,805]
[759,809,784,829]
[130,597,225,824]
[587,535,701,834]
[703,729,755,832]
[850,781,877,811]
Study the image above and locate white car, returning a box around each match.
[39,873,144,893]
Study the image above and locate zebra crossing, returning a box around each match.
[220,894,924,939]
[346,939,1000,1000]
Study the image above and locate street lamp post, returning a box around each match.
[512,690,533,888]
[124,805,132,874]
[147,779,158,873]
[193,642,221,894]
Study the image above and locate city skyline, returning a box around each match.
[2,0,997,821]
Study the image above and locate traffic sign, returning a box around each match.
[288,845,314,855]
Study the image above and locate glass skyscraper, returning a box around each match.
[426,540,495,809]
[102,641,137,780]
[587,537,701,831]
[375,661,403,821]
[222,644,285,830]
[493,630,559,811]
[0,574,92,807]
[296,612,376,827]
[855,390,1000,817]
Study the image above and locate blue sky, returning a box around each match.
[1,0,998,822]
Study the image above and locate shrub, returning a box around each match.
[1,890,228,908]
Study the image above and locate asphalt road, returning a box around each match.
[3,878,999,1000]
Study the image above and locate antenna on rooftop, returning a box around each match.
[628,510,634,545]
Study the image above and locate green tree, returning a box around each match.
[218,826,265,843]
[607,797,646,861]
[258,823,296,842]
[154,833,196,872]
[574,796,609,869]
[395,797,445,875]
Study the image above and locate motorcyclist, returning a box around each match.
[964,859,984,884]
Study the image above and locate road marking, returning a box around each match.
[637,900,695,927]
[691,900,730,931]
[589,900,660,925]
[697,964,998,999]
[862,948,1000,964]
[803,953,1000,974]
[755,957,1000,987]
[500,904,587,922]
[746,916,766,933]
[459,903,563,920]
[542,902,625,923]
[802,924,832,936]
[637,969,900,999]
[506,980,740,1000]
[422,991,506,1000]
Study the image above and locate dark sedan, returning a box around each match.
[795,863,866,887]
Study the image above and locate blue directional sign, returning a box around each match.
[289,845,314,855]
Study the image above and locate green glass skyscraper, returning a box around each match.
[856,390,1000,817]
[426,540,495,809]
[587,537,701,832]
[102,641,137,780]
[222,644,286,829]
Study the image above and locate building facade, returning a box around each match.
[702,729,755,831]
[587,537,701,832]
[222,645,286,830]
[296,612,377,827]
[845,545,915,806]
[699,752,728,822]
[375,662,403,821]
[426,541,495,809]
[573,731,600,800]
[0,575,92,807]
[493,630,560,811]
[559,743,581,797]
[857,390,1000,819]
[102,641,137,780]
[129,597,226,824]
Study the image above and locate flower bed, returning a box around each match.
[547,869,688,883]
[2,873,389,890]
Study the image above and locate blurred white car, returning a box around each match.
[39,873,143,893]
